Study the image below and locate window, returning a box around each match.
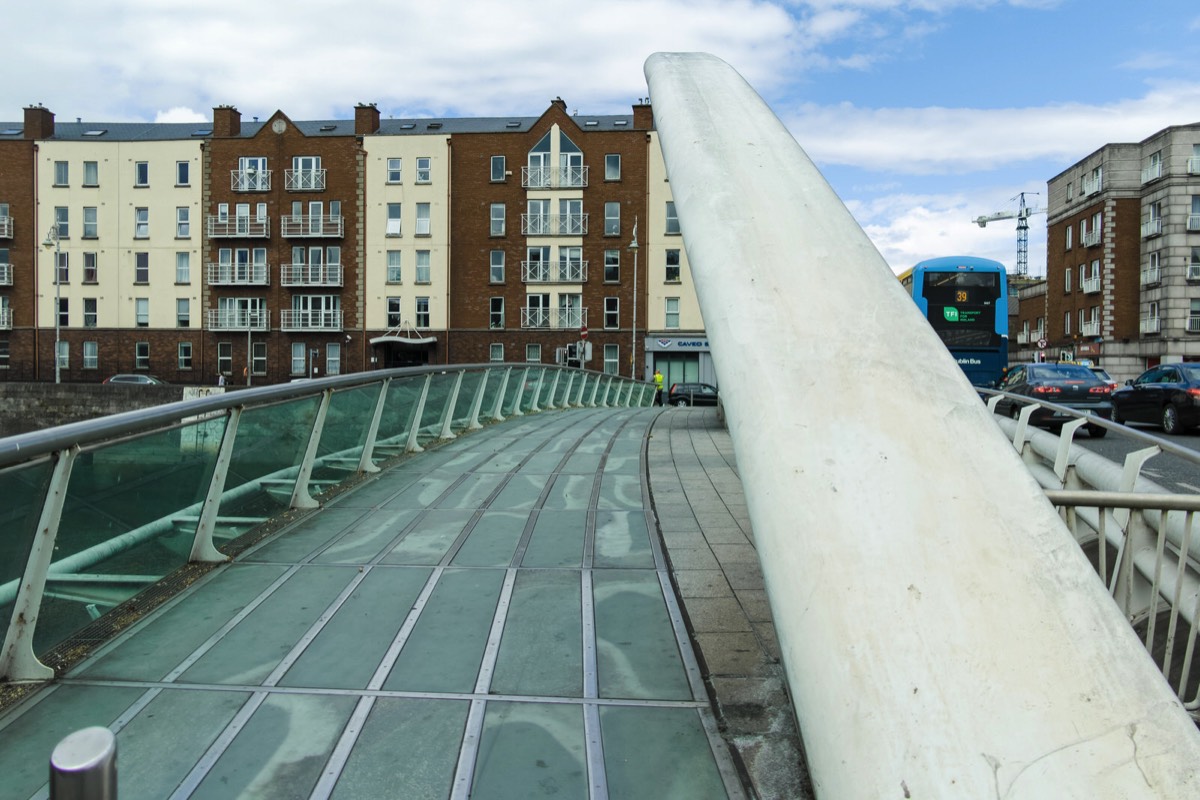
[387,251,402,283]
[666,250,681,282]
[605,154,621,181]
[326,343,341,376]
[491,156,506,182]
[416,157,431,183]
[55,207,69,238]
[415,250,431,284]
[134,161,149,187]
[1064,225,1072,250]
[416,297,430,327]
[604,297,619,328]
[526,343,542,362]
[604,202,620,236]
[176,207,190,238]
[176,252,190,284]
[665,297,680,329]
[57,298,68,329]
[83,207,98,238]
[57,341,69,369]
[416,203,431,236]
[218,342,232,376]
[1063,311,1071,335]
[84,298,97,328]
[252,341,267,375]
[490,203,505,236]
[666,201,680,235]
[292,342,306,375]
[1064,267,1071,293]
[603,344,619,374]
[83,161,98,187]
[386,158,402,183]
[292,156,323,190]
[0,338,7,370]
[135,252,149,283]
[490,250,505,283]
[592,252,615,287]
[177,298,190,328]
[386,203,402,236]
[176,161,190,186]
[386,297,402,328]
[54,161,69,186]
[83,252,97,283]
[136,298,149,327]
[489,343,504,362]
[83,341,98,370]
[135,341,149,369]
[55,251,69,284]
[134,207,149,238]
[178,342,193,369]
[490,297,504,329]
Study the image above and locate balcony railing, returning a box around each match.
[521,165,589,189]
[207,263,270,286]
[1016,331,1030,345]
[1141,315,1161,334]
[207,217,270,238]
[0,263,10,286]
[1080,320,1100,337]
[521,260,587,283]
[520,214,588,236]
[520,307,587,330]
[285,169,326,191]
[1189,316,1200,334]
[0,308,10,329]
[1081,276,1101,294]
[280,215,344,238]
[206,309,270,331]
[1082,175,1102,196]
[1141,163,1162,183]
[1189,157,1200,175]
[280,309,343,331]
[1189,265,1200,281]
[1082,230,1101,247]
[232,170,271,192]
[0,216,11,238]
[281,263,343,287]
[1142,266,1161,286]
[1188,215,1200,232]
[1142,219,1162,238]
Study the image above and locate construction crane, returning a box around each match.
[973,192,1046,277]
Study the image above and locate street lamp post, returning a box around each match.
[42,226,62,384]
[629,217,638,380]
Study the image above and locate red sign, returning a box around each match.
[580,326,588,340]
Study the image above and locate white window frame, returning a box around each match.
[416,203,431,236]
[176,252,190,284]
[136,297,149,328]
[605,154,621,181]
[134,207,149,239]
[490,156,506,182]
[178,342,193,369]
[665,297,680,329]
[177,298,190,328]
[134,161,149,187]
[490,297,504,329]
[604,202,620,236]
[490,250,505,283]
[83,341,98,370]
[386,203,402,236]
[386,250,402,283]
[415,250,431,284]
[176,207,190,238]
[416,157,431,183]
[490,203,505,236]
[386,158,402,183]
[135,341,149,370]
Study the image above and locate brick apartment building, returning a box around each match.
[0,99,717,388]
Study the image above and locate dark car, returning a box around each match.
[667,382,719,407]
[1111,363,1200,434]
[103,374,167,385]
[994,363,1112,437]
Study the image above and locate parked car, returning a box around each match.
[1087,366,1118,391]
[103,374,167,385]
[1111,363,1200,434]
[993,363,1112,437]
[667,382,719,407]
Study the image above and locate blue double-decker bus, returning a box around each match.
[900,256,1009,387]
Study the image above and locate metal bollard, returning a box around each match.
[50,726,117,799]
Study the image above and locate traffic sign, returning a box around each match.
[1037,338,1048,348]
[580,326,588,340]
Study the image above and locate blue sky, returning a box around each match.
[8,0,1200,275]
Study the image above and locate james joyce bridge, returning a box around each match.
[3,53,1200,799]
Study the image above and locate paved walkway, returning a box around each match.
[0,405,808,799]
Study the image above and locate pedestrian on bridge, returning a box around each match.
[653,369,664,405]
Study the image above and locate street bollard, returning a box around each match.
[50,726,117,799]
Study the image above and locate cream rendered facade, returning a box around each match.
[362,135,450,332]
[37,139,203,333]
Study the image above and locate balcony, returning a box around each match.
[1080,321,1100,337]
[1142,219,1162,238]
[285,169,326,191]
[521,165,589,189]
[1189,157,1200,175]
[1016,331,1030,345]
[280,309,343,331]
[522,260,587,283]
[1082,175,1102,195]
[1188,265,1200,281]
[0,216,11,238]
[520,214,588,236]
[520,307,587,330]
[232,170,271,192]
[281,263,343,287]
[1082,230,1101,247]
[206,309,270,331]
[0,308,10,329]
[1081,276,1100,294]
[0,263,10,286]
[280,215,344,238]
[1142,266,1161,286]
[207,216,270,238]
[1189,215,1200,232]
[1141,163,1162,183]
[1141,315,1161,334]
[1189,316,1200,334]
[207,263,270,286]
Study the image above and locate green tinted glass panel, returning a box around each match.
[503,369,527,415]
[377,376,426,447]
[452,370,485,430]
[593,569,691,700]
[416,372,457,446]
[491,570,582,696]
[313,385,378,480]
[0,461,54,652]
[470,701,587,798]
[601,706,729,799]
[477,367,505,420]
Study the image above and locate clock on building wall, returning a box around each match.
[271,119,286,134]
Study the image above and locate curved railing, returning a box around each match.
[0,364,651,683]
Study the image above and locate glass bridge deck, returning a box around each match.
[0,408,743,799]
